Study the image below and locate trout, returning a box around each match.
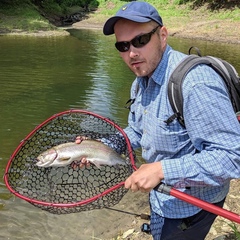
[36,140,127,168]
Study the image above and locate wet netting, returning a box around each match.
[4,110,135,214]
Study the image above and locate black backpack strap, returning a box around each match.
[165,55,236,128]
[165,55,202,127]
[165,45,240,128]
[206,56,240,112]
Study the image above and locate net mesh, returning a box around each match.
[5,111,134,214]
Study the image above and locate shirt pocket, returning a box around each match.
[147,114,191,159]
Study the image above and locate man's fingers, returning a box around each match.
[70,157,90,169]
[75,136,89,144]
[124,163,163,193]
[125,176,141,192]
[78,158,90,168]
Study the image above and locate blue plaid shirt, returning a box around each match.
[124,45,240,218]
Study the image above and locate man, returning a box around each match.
[103,2,240,239]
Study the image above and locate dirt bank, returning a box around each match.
[72,14,240,45]
[0,28,70,37]
[1,11,239,44]
[107,180,240,240]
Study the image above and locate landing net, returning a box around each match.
[4,110,135,214]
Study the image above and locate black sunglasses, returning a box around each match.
[115,26,160,52]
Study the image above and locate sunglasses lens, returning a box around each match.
[115,42,130,52]
[115,26,159,52]
[132,34,151,48]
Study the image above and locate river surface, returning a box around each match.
[0,29,240,240]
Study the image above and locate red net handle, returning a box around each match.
[155,183,240,224]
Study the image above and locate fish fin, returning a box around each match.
[59,157,71,161]
[114,164,120,170]
[92,161,101,169]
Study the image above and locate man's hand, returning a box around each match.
[124,162,164,193]
[73,136,91,168]
[75,136,89,144]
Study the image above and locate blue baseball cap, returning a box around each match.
[103,2,163,35]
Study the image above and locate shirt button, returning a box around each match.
[144,110,147,114]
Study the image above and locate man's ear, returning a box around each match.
[160,26,168,46]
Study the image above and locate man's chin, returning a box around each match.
[131,68,148,77]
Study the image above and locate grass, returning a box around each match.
[96,0,191,18]
[0,3,55,31]
[227,222,240,240]
[96,0,240,20]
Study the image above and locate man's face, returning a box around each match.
[114,20,168,78]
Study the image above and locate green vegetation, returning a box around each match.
[0,8,50,31]
[0,0,100,32]
[95,0,240,20]
[0,2,55,31]
[227,222,240,240]
[0,0,239,32]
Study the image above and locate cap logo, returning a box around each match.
[122,6,127,11]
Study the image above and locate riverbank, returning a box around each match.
[71,9,240,45]
[2,17,239,44]
[107,180,240,240]
[1,3,239,45]
[0,29,70,37]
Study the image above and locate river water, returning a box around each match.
[0,29,240,239]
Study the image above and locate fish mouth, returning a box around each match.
[35,156,56,167]
[35,149,58,168]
